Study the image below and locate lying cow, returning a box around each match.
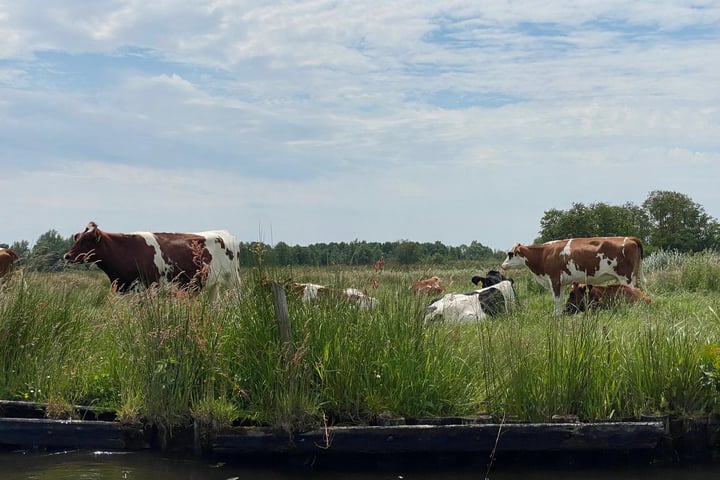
[64,221,241,295]
[286,280,378,311]
[564,282,651,314]
[411,276,444,295]
[501,236,644,315]
[471,269,510,288]
[424,280,515,323]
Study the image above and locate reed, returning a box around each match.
[1,254,719,436]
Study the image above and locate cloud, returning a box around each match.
[1,1,719,249]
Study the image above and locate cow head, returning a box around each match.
[471,270,511,287]
[564,282,592,314]
[64,221,103,263]
[500,243,526,270]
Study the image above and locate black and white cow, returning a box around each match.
[471,269,510,288]
[423,280,515,323]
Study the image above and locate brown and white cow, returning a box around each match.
[501,236,644,315]
[285,280,378,311]
[64,222,241,295]
[564,282,651,314]
[411,276,444,295]
[0,248,20,290]
[0,248,19,279]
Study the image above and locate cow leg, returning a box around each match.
[552,295,565,316]
[551,279,564,315]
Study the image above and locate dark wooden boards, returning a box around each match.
[0,417,147,450]
[212,421,665,456]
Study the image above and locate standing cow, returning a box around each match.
[0,248,19,279]
[64,222,241,296]
[501,236,644,315]
[0,248,20,291]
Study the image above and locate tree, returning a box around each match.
[643,190,720,252]
[9,240,30,260]
[273,241,293,265]
[464,241,495,261]
[538,202,650,244]
[395,241,422,265]
[29,230,73,271]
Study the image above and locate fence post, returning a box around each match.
[271,282,293,350]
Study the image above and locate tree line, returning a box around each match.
[3,190,718,272]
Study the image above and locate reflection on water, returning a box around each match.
[2,449,720,480]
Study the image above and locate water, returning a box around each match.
[2,449,720,480]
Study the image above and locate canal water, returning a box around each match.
[2,449,720,480]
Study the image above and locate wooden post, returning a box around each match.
[271,282,293,350]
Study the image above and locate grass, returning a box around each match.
[2,253,720,441]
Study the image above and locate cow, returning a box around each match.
[411,276,444,295]
[423,280,515,323]
[63,222,241,296]
[564,282,651,314]
[0,248,19,280]
[285,280,378,311]
[373,255,385,273]
[0,248,20,291]
[471,269,511,288]
[501,236,644,315]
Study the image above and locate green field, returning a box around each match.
[2,250,720,442]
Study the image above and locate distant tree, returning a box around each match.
[538,202,651,244]
[273,241,293,265]
[289,244,310,265]
[539,203,593,241]
[464,241,495,261]
[395,241,422,265]
[9,240,30,262]
[29,230,73,271]
[642,190,720,252]
[349,240,382,266]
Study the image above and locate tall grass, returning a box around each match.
[0,272,117,411]
[1,257,720,438]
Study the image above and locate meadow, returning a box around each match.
[2,250,720,443]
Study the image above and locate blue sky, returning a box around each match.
[1,1,719,251]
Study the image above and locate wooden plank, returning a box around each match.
[0,400,116,421]
[0,418,147,450]
[212,422,665,455]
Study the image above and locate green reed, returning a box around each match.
[1,257,720,436]
[0,272,117,411]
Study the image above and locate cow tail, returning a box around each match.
[635,237,646,288]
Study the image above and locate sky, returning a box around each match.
[1,1,719,252]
